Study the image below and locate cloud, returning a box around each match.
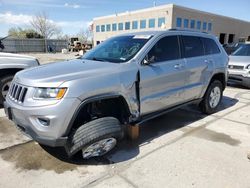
[0,12,32,25]
[64,3,80,9]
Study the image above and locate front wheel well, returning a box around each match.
[68,96,131,135]
[210,73,226,90]
[0,68,23,79]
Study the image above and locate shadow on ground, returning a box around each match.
[0,95,239,173]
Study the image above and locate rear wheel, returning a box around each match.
[0,75,14,103]
[69,117,124,159]
[200,80,223,114]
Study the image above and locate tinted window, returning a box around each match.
[118,23,123,30]
[184,19,189,28]
[232,44,250,56]
[132,21,138,29]
[140,20,146,29]
[112,23,117,31]
[182,36,204,58]
[196,21,201,30]
[149,19,155,28]
[148,36,180,62]
[106,24,111,32]
[158,17,165,27]
[202,38,220,55]
[190,20,195,29]
[176,17,182,27]
[125,22,130,30]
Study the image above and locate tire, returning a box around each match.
[200,80,223,114]
[0,75,14,104]
[68,117,124,159]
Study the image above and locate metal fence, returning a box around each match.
[1,38,68,53]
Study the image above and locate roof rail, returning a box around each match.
[168,28,208,34]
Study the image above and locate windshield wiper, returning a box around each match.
[92,57,107,62]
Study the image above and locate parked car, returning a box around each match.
[228,43,250,88]
[0,52,40,104]
[4,30,228,159]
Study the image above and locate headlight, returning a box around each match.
[33,88,67,100]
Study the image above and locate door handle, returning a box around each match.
[174,64,183,69]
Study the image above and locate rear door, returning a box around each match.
[139,35,187,115]
[181,35,209,101]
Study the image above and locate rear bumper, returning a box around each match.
[228,74,250,88]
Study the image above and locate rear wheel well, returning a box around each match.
[69,96,131,134]
[210,73,226,90]
[0,68,23,79]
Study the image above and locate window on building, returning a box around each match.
[125,22,130,30]
[140,20,146,29]
[106,24,111,32]
[208,23,212,31]
[147,36,180,62]
[101,25,105,32]
[158,17,166,27]
[132,21,138,29]
[184,19,189,28]
[149,18,155,28]
[112,23,117,31]
[190,20,195,29]
[196,21,201,30]
[118,23,123,31]
[203,22,207,30]
[96,25,100,32]
[202,37,220,55]
[176,17,182,28]
[182,36,204,58]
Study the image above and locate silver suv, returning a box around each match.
[4,30,228,159]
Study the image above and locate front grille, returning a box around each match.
[228,65,244,70]
[8,83,28,103]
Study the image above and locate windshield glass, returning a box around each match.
[82,35,152,63]
[232,44,250,56]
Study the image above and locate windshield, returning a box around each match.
[232,44,250,56]
[82,35,152,63]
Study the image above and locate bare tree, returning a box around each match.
[30,12,61,52]
[77,27,93,44]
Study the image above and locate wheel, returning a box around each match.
[0,75,14,103]
[69,117,124,159]
[200,80,223,114]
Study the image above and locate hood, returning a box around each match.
[229,55,250,66]
[15,59,122,87]
[0,52,36,60]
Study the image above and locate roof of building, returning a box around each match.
[93,3,250,24]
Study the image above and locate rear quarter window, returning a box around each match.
[202,37,221,55]
[182,36,204,58]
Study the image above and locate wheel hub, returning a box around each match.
[209,86,221,108]
[82,138,117,159]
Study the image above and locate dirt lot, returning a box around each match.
[0,53,250,188]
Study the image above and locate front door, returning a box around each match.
[139,35,186,115]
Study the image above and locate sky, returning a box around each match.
[0,0,250,37]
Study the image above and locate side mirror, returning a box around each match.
[143,55,155,65]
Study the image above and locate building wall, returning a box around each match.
[93,4,250,46]
[93,4,173,45]
[172,5,250,44]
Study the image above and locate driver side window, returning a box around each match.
[147,36,180,63]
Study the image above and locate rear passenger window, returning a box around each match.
[182,36,204,58]
[202,38,220,55]
[148,36,180,62]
